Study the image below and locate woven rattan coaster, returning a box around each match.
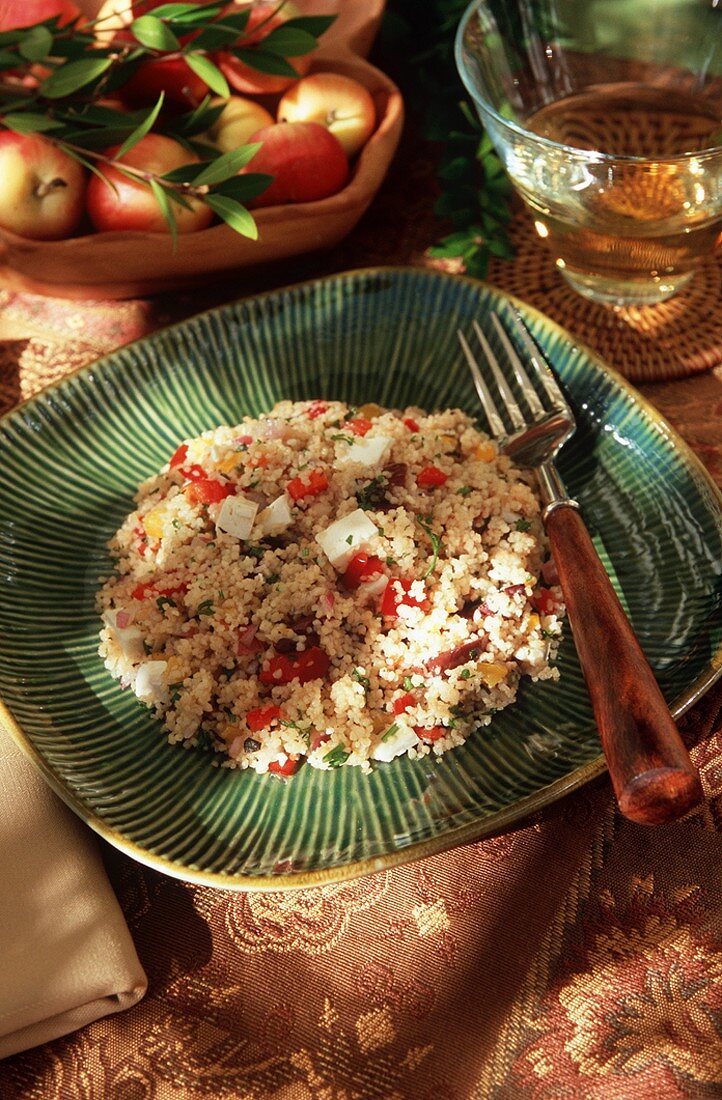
[486,213,722,383]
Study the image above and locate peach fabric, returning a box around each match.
[0,722,147,1059]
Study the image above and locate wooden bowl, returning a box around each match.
[0,1,403,299]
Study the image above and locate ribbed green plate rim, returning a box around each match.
[1,267,721,891]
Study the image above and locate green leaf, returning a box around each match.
[142,3,207,18]
[184,52,230,98]
[41,57,113,99]
[131,14,181,51]
[161,162,204,184]
[1,112,63,134]
[0,49,21,69]
[164,3,224,24]
[213,173,273,203]
[260,26,318,57]
[283,15,335,38]
[115,92,165,158]
[231,47,297,77]
[150,179,178,250]
[189,20,246,51]
[192,143,260,185]
[18,25,54,62]
[205,194,258,239]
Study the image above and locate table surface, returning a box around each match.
[2,73,722,1100]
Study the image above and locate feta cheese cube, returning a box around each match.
[216,495,258,540]
[256,494,293,537]
[315,508,379,569]
[336,435,392,469]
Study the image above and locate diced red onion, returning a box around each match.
[259,418,288,441]
[540,558,560,586]
[115,610,132,629]
[504,584,525,596]
[235,434,254,445]
[310,731,331,752]
[238,623,258,648]
[322,591,335,613]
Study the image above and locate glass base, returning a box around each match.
[560,268,695,307]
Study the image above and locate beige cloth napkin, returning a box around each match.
[0,720,147,1059]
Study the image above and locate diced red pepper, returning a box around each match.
[403,417,420,432]
[180,463,208,482]
[392,692,417,715]
[307,402,327,420]
[260,645,330,686]
[185,478,236,505]
[169,442,188,468]
[347,417,373,437]
[531,587,556,615]
[246,704,282,732]
[248,453,269,469]
[381,578,428,619]
[286,469,329,501]
[417,465,448,489]
[342,552,384,591]
[415,725,446,743]
[268,756,299,776]
[310,731,331,752]
[131,579,188,601]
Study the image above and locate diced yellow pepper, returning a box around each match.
[219,722,242,744]
[358,403,383,419]
[474,441,496,462]
[527,613,540,632]
[439,433,458,451]
[478,662,507,687]
[216,453,241,475]
[143,504,168,539]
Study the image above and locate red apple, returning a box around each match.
[86,134,213,234]
[216,0,313,96]
[277,73,376,157]
[0,0,80,30]
[0,133,85,240]
[206,94,274,152]
[120,56,209,111]
[244,121,349,207]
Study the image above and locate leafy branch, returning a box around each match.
[0,1,335,238]
[383,0,514,277]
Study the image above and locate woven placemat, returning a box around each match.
[486,212,722,382]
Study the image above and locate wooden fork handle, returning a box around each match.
[544,504,703,825]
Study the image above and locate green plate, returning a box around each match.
[1,268,721,890]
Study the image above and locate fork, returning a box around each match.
[458,310,704,826]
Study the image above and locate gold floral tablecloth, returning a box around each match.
[2,119,722,1100]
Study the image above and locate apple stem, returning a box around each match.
[35,177,68,200]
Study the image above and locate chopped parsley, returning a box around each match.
[541,628,556,639]
[460,668,472,680]
[143,641,153,656]
[246,546,265,559]
[324,744,351,768]
[195,728,214,752]
[156,595,176,611]
[300,547,311,557]
[352,668,370,689]
[220,666,235,679]
[171,518,181,529]
[386,555,396,566]
[267,573,280,584]
[356,475,387,511]
[416,514,442,580]
[402,675,422,692]
[345,535,354,545]
[196,599,214,617]
[515,518,532,532]
[169,682,183,702]
[280,719,313,745]
[381,722,399,743]
[457,486,472,497]
[331,433,354,445]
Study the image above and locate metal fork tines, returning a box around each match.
[457,308,704,827]
[458,311,577,508]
